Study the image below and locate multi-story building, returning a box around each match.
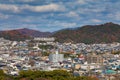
[86,53,103,64]
[49,51,64,62]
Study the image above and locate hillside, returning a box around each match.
[0,28,52,41]
[0,30,31,41]
[52,22,120,44]
[17,28,52,37]
[1,22,120,43]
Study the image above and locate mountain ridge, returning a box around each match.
[0,28,52,41]
[0,22,120,43]
[52,22,120,44]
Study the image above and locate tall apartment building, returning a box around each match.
[49,51,64,63]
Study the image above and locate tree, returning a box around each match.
[0,70,4,76]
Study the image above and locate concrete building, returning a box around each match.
[34,37,55,42]
[49,51,64,62]
[86,53,103,64]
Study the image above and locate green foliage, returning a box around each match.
[0,70,98,80]
[38,45,54,56]
[18,70,98,80]
[39,45,54,50]
[0,70,13,80]
[0,76,5,80]
[60,52,71,58]
[18,70,71,80]
[42,52,50,56]
[112,50,120,54]
[0,70,4,76]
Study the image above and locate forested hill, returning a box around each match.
[52,22,120,44]
[0,28,52,41]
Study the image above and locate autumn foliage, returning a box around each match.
[53,22,120,44]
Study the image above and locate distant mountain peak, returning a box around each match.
[18,28,33,31]
[103,22,118,26]
[17,28,52,37]
[22,28,29,30]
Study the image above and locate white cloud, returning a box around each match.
[91,19,102,23]
[0,3,66,13]
[54,21,77,28]
[0,23,39,31]
[24,4,65,12]
[62,22,77,28]
[78,7,106,14]
[58,11,80,20]
[107,11,120,20]
[67,11,79,18]
[18,0,34,2]
[9,0,34,3]
[0,4,20,13]
[0,13,9,19]
[20,18,32,23]
[77,0,103,4]
[77,0,86,4]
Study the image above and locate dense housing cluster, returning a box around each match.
[0,37,120,80]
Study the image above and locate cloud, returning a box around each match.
[17,0,34,2]
[67,11,79,18]
[0,13,9,19]
[0,4,20,13]
[54,21,77,28]
[91,19,102,23]
[0,23,39,30]
[77,6,106,14]
[107,11,120,21]
[58,11,80,20]
[22,3,66,12]
[77,0,86,4]
[77,0,107,5]
[0,3,66,13]
[9,0,34,3]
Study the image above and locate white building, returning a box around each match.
[49,51,64,62]
[34,37,55,42]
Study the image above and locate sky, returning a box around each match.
[0,0,120,32]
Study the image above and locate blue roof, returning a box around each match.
[105,70,116,74]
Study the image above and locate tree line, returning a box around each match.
[0,70,98,80]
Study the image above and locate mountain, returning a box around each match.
[0,28,52,41]
[17,28,52,37]
[0,22,120,43]
[52,22,120,44]
[0,30,31,41]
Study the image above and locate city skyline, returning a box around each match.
[0,0,120,31]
